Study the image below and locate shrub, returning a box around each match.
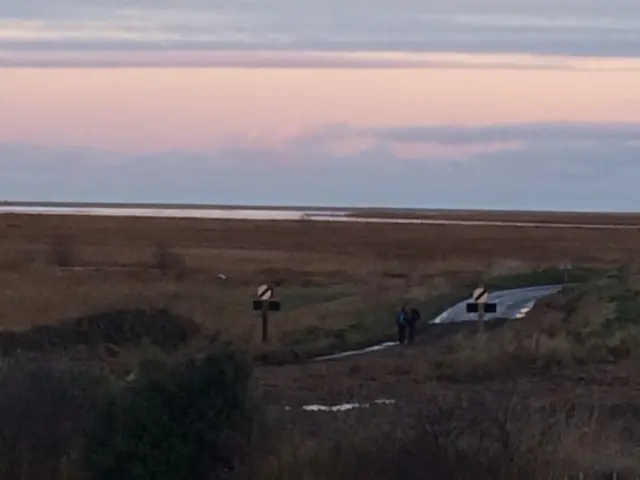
[152,247,186,277]
[0,308,201,356]
[0,362,106,480]
[83,348,255,480]
[51,240,74,267]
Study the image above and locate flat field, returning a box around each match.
[0,211,638,334]
[2,210,640,479]
[0,211,637,339]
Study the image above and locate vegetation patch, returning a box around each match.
[0,308,200,356]
[84,347,255,480]
[484,266,596,290]
[257,267,601,365]
[0,345,256,480]
[428,267,640,381]
[0,362,107,480]
[237,394,640,480]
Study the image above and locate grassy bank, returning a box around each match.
[0,268,637,478]
[484,266,595,289]
[0,266,598,366]
[0,214,638,478]
[248,268,640,478]
[253,266,598,364]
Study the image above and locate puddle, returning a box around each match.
[285,399,396,412]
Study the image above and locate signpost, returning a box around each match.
[560,261,572,285]
[257,284,273,301]
[253,284,280,343]
[473,286,489,304]
[466,285,497,333]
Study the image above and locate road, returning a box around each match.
[432,284,565,324]
[315,284,564,361]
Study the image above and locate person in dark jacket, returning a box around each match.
[396,307,409,344]
[407,307,421,344]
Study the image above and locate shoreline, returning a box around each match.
[1,200,639,215]
[2,204,640,229]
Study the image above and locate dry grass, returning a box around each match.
[0,212,632,359]
[248,270,640,478]
[353,208,640,226]
[0,212,636,368]
[2,212,640,478]
[238,389,640,480]
[3,212,640,265]
[248,275,640,478]
[0,211,628,346]
[0,213,637,321]
[255,271,640,403]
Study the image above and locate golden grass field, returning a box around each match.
[0,211,636,356]
[352,208,640,225]
[0,211,628,361]
[1,210,638,361]
[2,210,640,479]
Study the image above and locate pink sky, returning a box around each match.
[3,2,640,210]
[3,54,640,155]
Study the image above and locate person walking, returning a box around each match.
[407,307,421,344]
[396,306,409,344]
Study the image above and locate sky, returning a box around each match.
[2,1,640,210]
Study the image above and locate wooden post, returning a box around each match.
[478,302,485,333]
[261,302,269,344]
[254,285,280,345]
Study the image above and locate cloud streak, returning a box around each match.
[294,122,640,153]
[1,121,638,211]
[0,50,622,70]
[362,122,640,145]
[2,0,640,61]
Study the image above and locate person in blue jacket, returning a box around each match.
[407,307,420,344]
[396,306,409,344]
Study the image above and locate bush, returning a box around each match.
[51,240,74,267]
[152,247,186,277]
[0,308,201,356]
[83,348,255,480]
[0,362,106,480]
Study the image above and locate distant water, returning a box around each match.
[0,205,637,229]
[0,205,342,220]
